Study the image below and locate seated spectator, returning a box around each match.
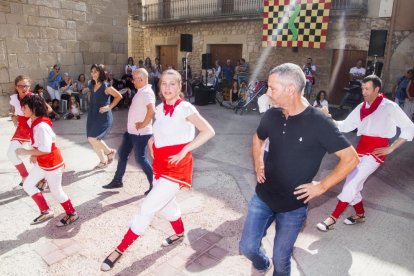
[47,64,63,100]
[205,70,215,87]
[74,73,90,111]
[48,99,60,120]
[59,72,76,103]
[313,90,329,109]
[125,57,136,74]
[65,95,81,120]
[33,84,45,99]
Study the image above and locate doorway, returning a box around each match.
[329,50,367,105]
[158,45,178,70]
[210,44,243,68]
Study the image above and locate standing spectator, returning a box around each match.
[213,60,221,91]
[349,59,366,83]
[302,57,316,100]
[317,75,414,232]
[8,75,33,187]
[87,64,123,169]
[237,58,249,85]
[125,57,136,74]
[222,59,235,89]
[17,95,79,226]
[239,63,358,275]
[47,64,63,100]
[393,69,413,108]
[103,68,155,195]
[153,57,162,94]
[138,60,144,68]
[403,77,414,120]
[100,69,215,271]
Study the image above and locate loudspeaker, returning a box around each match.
[180,34,193,52]
[202,53,212,70]
[368,30,387,57]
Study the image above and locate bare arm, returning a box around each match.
[168,112,215,164]
[252,133,266,183]
[135,103,155,129]
[100,86,123,113]
[294,146,360,203]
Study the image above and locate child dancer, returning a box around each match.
[16,95,79,226]
[8,75,32,187]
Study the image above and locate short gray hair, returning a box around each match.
[269,63,306,94]
[133,68,148,80]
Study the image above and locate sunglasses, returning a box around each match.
[17,85,30,89]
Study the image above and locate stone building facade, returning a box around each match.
[0,0,128,116]
[128,0,414,104]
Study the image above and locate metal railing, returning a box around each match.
[139,0,367,25]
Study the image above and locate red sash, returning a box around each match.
[11,92,32,143]
[11,115,31,142]
[152,143,192,188]
[360,94,383,121]
[356,135,389,163]
[31,116,64,171]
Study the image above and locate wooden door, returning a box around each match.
[210,44,243,69]
[329,50,367,104]
[159,45,178,70]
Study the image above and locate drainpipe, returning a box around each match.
[383,0,398,88]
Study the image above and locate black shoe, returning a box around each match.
[144,185,153,196]
[19,182,23,187]
[102,180,123,189]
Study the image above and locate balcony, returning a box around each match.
[136,0,368,26]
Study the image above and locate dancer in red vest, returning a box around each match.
[8,75,33,187]
[100,69,215,271]
[317,75,414,231]
[16,95,79,226]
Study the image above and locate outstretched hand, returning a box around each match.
[293,181,326,204]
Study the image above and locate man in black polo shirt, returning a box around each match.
[239,63,359,275]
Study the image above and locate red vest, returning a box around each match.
[31,117,64,171]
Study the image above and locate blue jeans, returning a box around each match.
[113,132,153,186]
[239,193,307,276]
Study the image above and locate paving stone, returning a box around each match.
[34,240,60,257]
[191,238,213,253]
[200,232,223,244]
[51,238,73,249]
[62,243,82,256]
[166,254,188,269]
[193,253,219,268]
[207,245,228,260]
[41,250,67,265]
[152,262,184,276]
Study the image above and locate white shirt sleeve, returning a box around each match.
[337,105,361,133]
[33,123,54,153]
[391,104,414,141]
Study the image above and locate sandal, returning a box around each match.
[30,210,54,225]
[161,233,184,247]
[106,149,116,164]
[94,161,108,170]
[344,214,365,225]
[101,249,123,271]
[316,216,336,232]
[56,213,79,227]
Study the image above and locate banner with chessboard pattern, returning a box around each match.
[262,0,332,48]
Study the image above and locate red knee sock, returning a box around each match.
[117,228,139,253]
[353,201,365,215]
[15,163,29,178]
[31,192,49,212]
[331,200,349,219]
[60,199,76,215]
[170,217,184,235]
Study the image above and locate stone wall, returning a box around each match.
[0,0,128,116]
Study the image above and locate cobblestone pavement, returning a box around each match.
[0,104,413,276]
